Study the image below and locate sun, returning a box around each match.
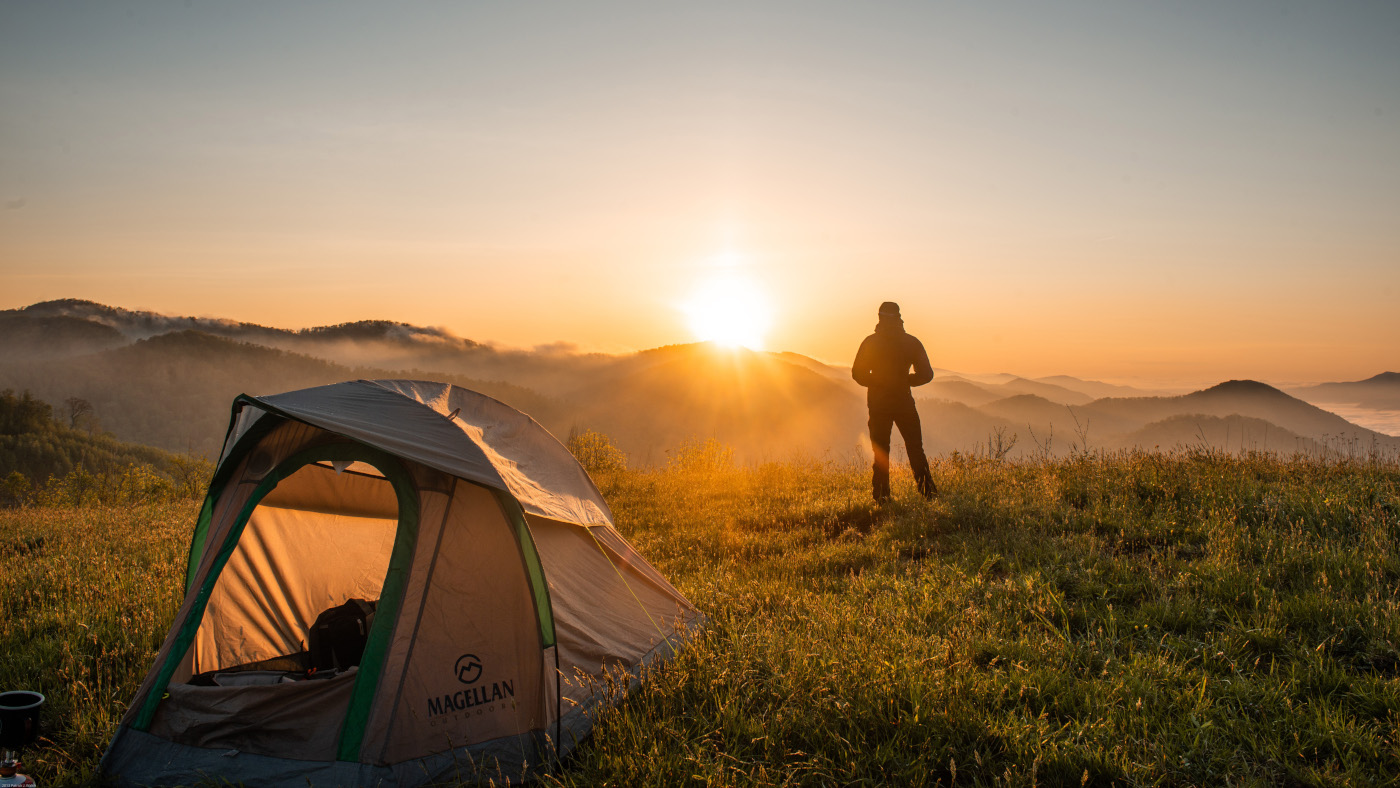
[683,273,772,350]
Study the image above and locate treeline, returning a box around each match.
[0,389,212,507]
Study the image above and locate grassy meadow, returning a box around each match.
[3,449,1399,786]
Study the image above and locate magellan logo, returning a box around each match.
[454,654,482,684]
[427,654,517,720]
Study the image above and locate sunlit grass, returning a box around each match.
[565,451,1400,787]
[3,449,1399,786]
[0,501,192,785]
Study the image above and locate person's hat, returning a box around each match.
[878,301,901,318]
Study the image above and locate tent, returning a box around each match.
[101,380,701,786]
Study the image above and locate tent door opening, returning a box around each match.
[137,442,420,761]
[189,454,406,681]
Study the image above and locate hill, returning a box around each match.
[998,377,1093,405]
[4,300,1397,462]
[0,330,866,466]
[5,299,633,398]
[771,351,857,387]
[921,377,1005,407]
[6,298,294,345]
[981,394,1085,430]
[0,314,127,361]
[924,381,1400,459]
[1290,372,1400,411]
[1121,413,1318,454]
[564,343,866,464]
[913,400,1016,456]
[0,331,567,458]
[1082,380,1398,452]
[1033,374,1166,399]
[922,376,1094,409]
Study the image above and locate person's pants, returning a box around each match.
[869,400,935,500]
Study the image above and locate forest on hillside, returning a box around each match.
[0,389,209,506]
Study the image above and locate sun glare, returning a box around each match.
[683,273,772,350]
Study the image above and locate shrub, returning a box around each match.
[23,460,211,508]
[666,437,735,473]
[566,429,628,473]
[2,470,31,507]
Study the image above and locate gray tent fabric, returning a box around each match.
[102,381,702,787]
[253,380,614,527]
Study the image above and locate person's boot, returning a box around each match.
[915,468,937,499]
[873,468,891,503]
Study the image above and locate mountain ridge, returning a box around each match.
[1288,372,1400,411]
[2,300,1396,461]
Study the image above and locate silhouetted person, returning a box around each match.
[852,301,936,501]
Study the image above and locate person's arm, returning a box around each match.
[851,338,874,387]
[907,337,934,387]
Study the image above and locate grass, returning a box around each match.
[3,450,1399,786]
[0,501,189,782]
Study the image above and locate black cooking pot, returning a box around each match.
[0,691,44,749]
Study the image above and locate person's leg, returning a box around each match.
[868,406,895,502]
[895,402,936,498]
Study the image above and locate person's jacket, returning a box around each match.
[851,317,934,406]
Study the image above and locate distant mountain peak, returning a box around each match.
[1199,379,1287,397]
[25,297,108,310]
[638,341,763,360]
[129,329,246,350]
[18,298,125,319]
[12,299,279,335]
[296,320,480,348]
[5,299,492,352]
[1362,372,1400,384]
[997,393,1056,405]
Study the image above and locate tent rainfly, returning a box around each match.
[101,380,701,786]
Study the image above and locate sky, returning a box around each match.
[2,1,1397,387]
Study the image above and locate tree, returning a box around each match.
[65,396,94,431]
[0,389,54,435]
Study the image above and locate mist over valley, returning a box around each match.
[3,299,1397,465]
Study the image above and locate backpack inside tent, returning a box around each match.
[101,379,702,787]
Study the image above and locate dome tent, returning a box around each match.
[101,380,701,786]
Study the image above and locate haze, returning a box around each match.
[3,2,1397,387]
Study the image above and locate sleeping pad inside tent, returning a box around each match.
[100,379,702,787]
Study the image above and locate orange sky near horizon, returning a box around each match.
[2,2,1397,388]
